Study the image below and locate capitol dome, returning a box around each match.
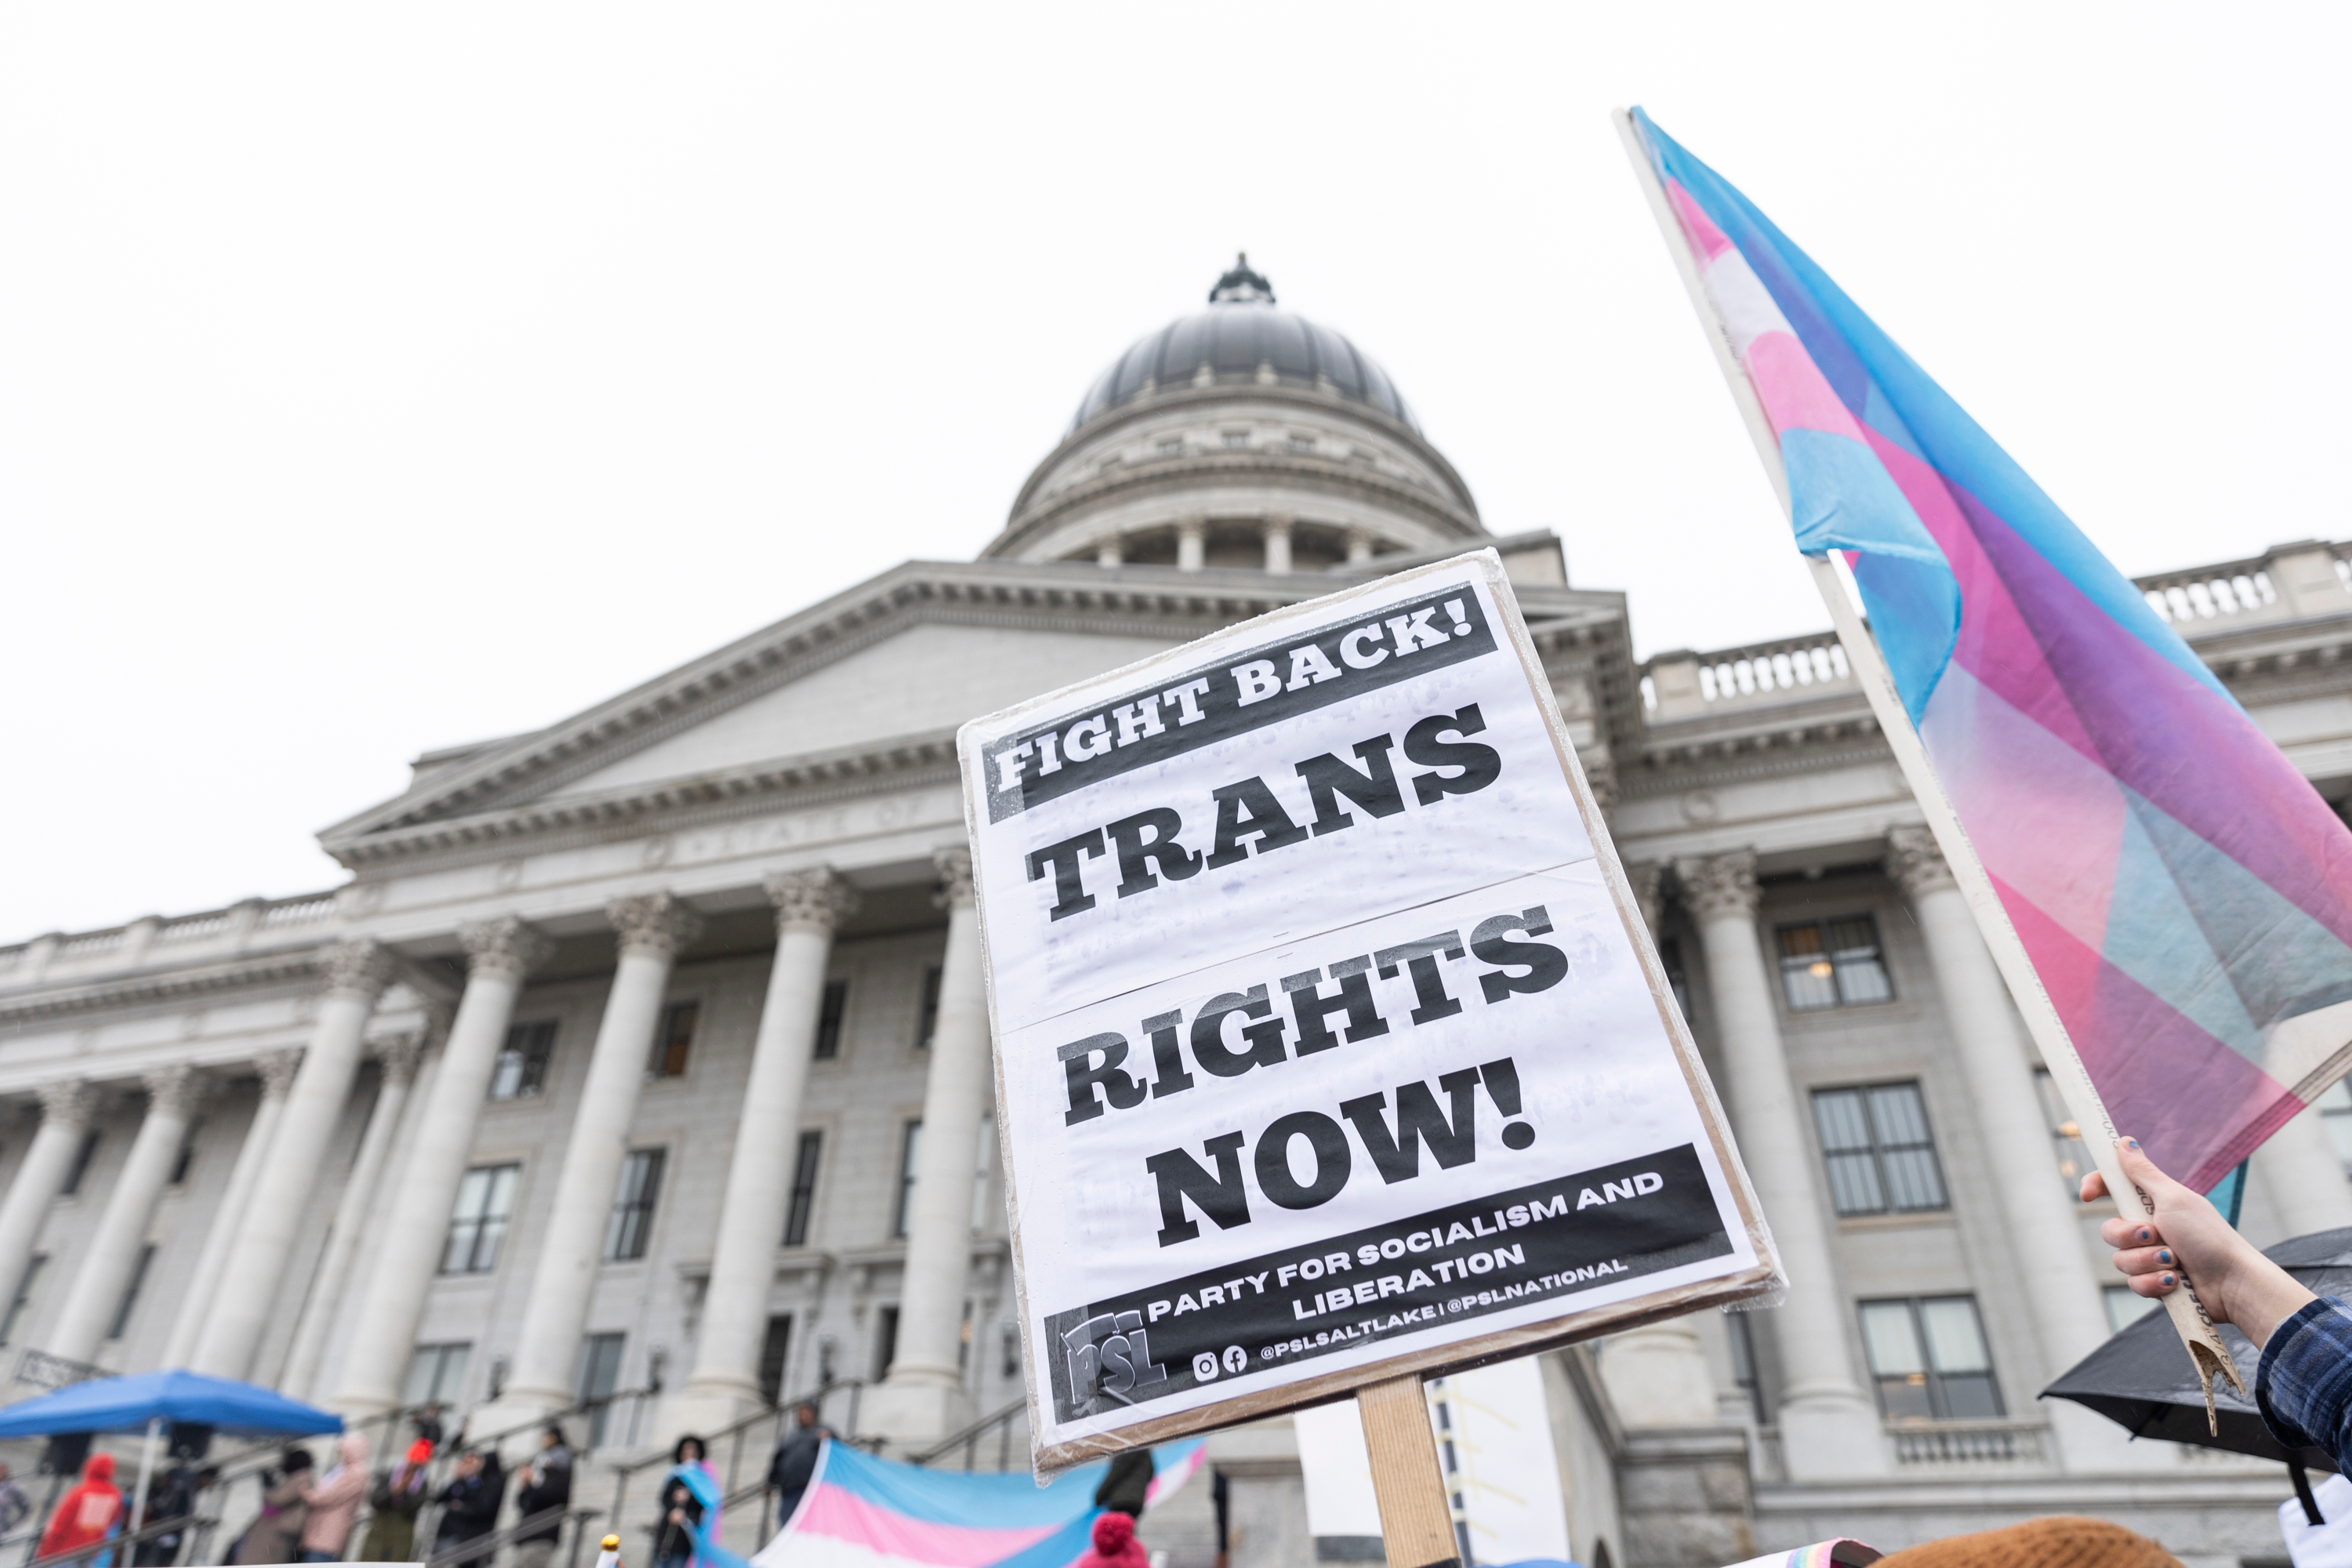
[1067,256,1418,434]
[985,256,1482,572]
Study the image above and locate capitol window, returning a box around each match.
[1775,915,1893,1011]
[1221,428,1250,448]
[647,1000,699,1078]
[491,1018,559,1100]
[1811,1082,1947,1215]
[894,1120,922,1238]
[1287,431,1316,453]
[813,979,849,1060]
[1859,1295,2002,1421]
[1155,437,1184,458]
[442,1163,519,1274]
[783,1131,823,1247]
[605,1148,666,1261]
[2034,1068,2098,1199]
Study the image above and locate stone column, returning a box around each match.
[1345,528,1374,565]
[1886,828,2131,1470]
[494,895,702,1420]
[1598,860,1725,1428]
[2253,1099,2352,1239]
[1095,537,1123,568]
[334,916,552,1416]
[194,939,397,1379]
[278,1031,427,1399]
[1175,519,1205,572]
[0,1081,93,1334]
[869,850,990,1443]
[671,869,860,1436]
[1675,851,1888,1478]
[48,1068,206,1367]
[1262,517,1293,575]
[165,1051,299,1367]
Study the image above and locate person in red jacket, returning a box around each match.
[1073,1512,1148,1568]
[37,1454,122,1563]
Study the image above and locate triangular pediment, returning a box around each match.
[538,619,1172,803]
[318,543,1617,871]
[317,558,1325,868]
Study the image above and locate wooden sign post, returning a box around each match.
[956,549,1784,1493]
[1359,1374,1459,1568]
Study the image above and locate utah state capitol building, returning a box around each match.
[5,256,2352,1568]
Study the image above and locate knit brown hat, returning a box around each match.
[1874,1516,2183,1568]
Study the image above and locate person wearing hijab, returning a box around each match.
[296,1433,368,1562]
[231,1448,313,1566]
[359,1441,434,1565]
[36,1454,122,1565]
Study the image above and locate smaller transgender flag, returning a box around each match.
[753,1439,1204,1568]
[1622,107,2352,1192]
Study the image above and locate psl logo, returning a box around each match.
[1061,1310,1170,1405]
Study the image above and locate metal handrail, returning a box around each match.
[603,1378,864,1552]
[25,1510,209,1568]
[421,1503,602,1568]
[458,1388,652,1458]
[909,1396,1025,1471]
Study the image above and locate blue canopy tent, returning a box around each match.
[0,1370,341,1548]
[0,1372,341,1440]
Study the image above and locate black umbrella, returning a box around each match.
[2045,1225,2352,1519]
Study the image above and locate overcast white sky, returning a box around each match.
[4,4,2346,940]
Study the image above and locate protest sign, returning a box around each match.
[957,549,1779,1474]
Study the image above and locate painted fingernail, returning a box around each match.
[2138,1229,2151,1241]
[2162,1274,2176,1287]
[2127,1139,2141,1149]
[2158,1250,2173,1265]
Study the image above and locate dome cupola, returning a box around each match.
[986,256,1481,573]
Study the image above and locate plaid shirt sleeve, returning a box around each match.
[2257,1294,2352,1471]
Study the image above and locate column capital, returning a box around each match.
[256,1047,305,1100]
[608,893,703,960]
[764,869,861,935]
[141,1064,209,1120]
[370,1032,428,1087]
[1627,862,1666,935]
[318,938,398,1002]
[35,1079,93,1129]
[458,916,556,982]
[1674,849,1760,922]
[1886,826,1958,900]
[932,848,975,910]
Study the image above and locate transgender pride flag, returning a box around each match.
[1624,108,2352,1190]
[753,1440,1203,1568]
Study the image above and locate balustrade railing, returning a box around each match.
[1642,633,1853,718]
[1887,1418,2047,1466]
[2136,557,2278,625]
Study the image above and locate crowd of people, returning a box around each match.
[7,1397,849,1568]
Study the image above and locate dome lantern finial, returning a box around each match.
[1209,252,1275,305]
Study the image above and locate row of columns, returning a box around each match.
[1601,833,2352,1479]
[1094,518,1377,572]
[0,845,998,1456]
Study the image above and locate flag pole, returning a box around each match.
[1610,107,2242,1411]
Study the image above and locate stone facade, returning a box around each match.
[2,266,2350,1567]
